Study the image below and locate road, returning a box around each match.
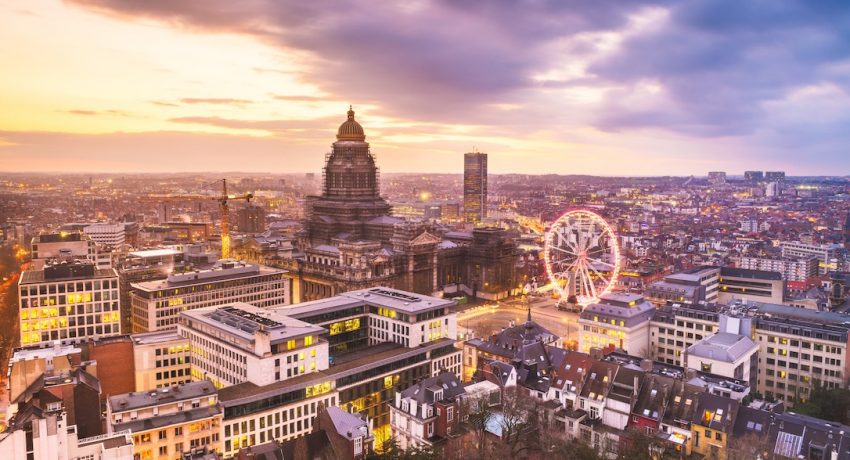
[457,297,581,346]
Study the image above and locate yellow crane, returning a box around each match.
[143,178,253,259]
[215,179,253,259]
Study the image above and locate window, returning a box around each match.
[447,406,454,422]
[354,436,362,455]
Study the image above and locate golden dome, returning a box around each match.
[336,105,365,141]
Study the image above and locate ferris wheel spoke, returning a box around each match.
[585,266,599,300]
[551,245,580,257]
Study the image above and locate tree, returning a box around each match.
[793,381,850,424]
[615,428,657,460]
[366,438,440,460]
[460,392,496,457]
[727,431,774,460]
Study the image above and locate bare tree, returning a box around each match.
[727,431,774,460]
[460,392,497,458]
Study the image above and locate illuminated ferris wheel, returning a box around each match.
[544,210,620,306]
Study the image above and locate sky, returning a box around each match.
[1,0,849,176]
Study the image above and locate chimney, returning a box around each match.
[634,376,640,398]
[589,347,604,360]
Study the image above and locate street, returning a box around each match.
[457,296,580,346]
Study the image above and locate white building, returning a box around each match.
[739,256,819,282]
[129,259,289,332]
[781,241,844,275]
[685,332,758,383]
[18,259,121,346]
[179,303,328,388]
[0,410,134,460]
[83,223,126,247]
[578,293,655,357]
[131,330,192,391]
[30,232,99,269]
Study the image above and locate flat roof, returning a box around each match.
[129,248,182,258]
[132,264,284,291]
[132,330,185,346]
[182,303,325,344]
[20,267,117,284]
[279,287,455,318]
[720,266,782,281]
[11,343,81,363]
[687,332,758,362]
[108,381,217,412]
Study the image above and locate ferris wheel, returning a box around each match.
[544,210,621,306]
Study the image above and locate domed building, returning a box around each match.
[303,107,393,244]
[268,107,518,304]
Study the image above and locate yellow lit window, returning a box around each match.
[298,352,304,361]
[311,349,316,357]
[287,340,295,350]
[304,336,313,346]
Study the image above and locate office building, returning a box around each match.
[765,171,785,183]
[744,171,764,183]
[781,241,844,275]
[179,303,328,388]
[30,231,98,269]
[129,259,289,332]
[18,259,121,346]
[718,266,785,304]
[707,171,726,185]
[578,293,655,356]
[106,381,223,459]
[463,152,487,224]
[82,222,126,247]
[132,330,192,391]
[237,205,266,234]
[178,287,459,457]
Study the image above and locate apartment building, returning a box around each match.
[18,259,121,346]
[578,293,656,357]
[650,302,720,366]
[179,303,328,388]
[132,330,192,391]
[781,241,844,274]
[106,381,223,459]
[390,371,465,450]
[130,259,289,332]
[739,255,819,282]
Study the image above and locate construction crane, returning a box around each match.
[216,179,253,259]
[141,178,253,259]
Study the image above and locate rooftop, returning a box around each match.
[181,303,325,345]
[687,332,758,362]
[132,261,284,291]
[280,287,454,317]
[131,330,185,346]
[720,266,783,281]
[108,381,217,413]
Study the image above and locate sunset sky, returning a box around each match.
[1,0,849,175]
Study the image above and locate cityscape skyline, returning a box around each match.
[2,0,850,175]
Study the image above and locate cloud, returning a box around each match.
[179,97,253,106]
[62,109,131,116]
[49,0,850,172]
[169,115,338,132]
[149,100,180,107]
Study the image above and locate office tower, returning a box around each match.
[463,152,487,224]
[129,259,289,332]
[18,259,121,346]
[707,171,726,185]
[237,204,266,234]
[744,170,764,183]
[765,171,785,183]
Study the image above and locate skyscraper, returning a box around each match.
[237,204,266,233]
[463,152,487,224]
